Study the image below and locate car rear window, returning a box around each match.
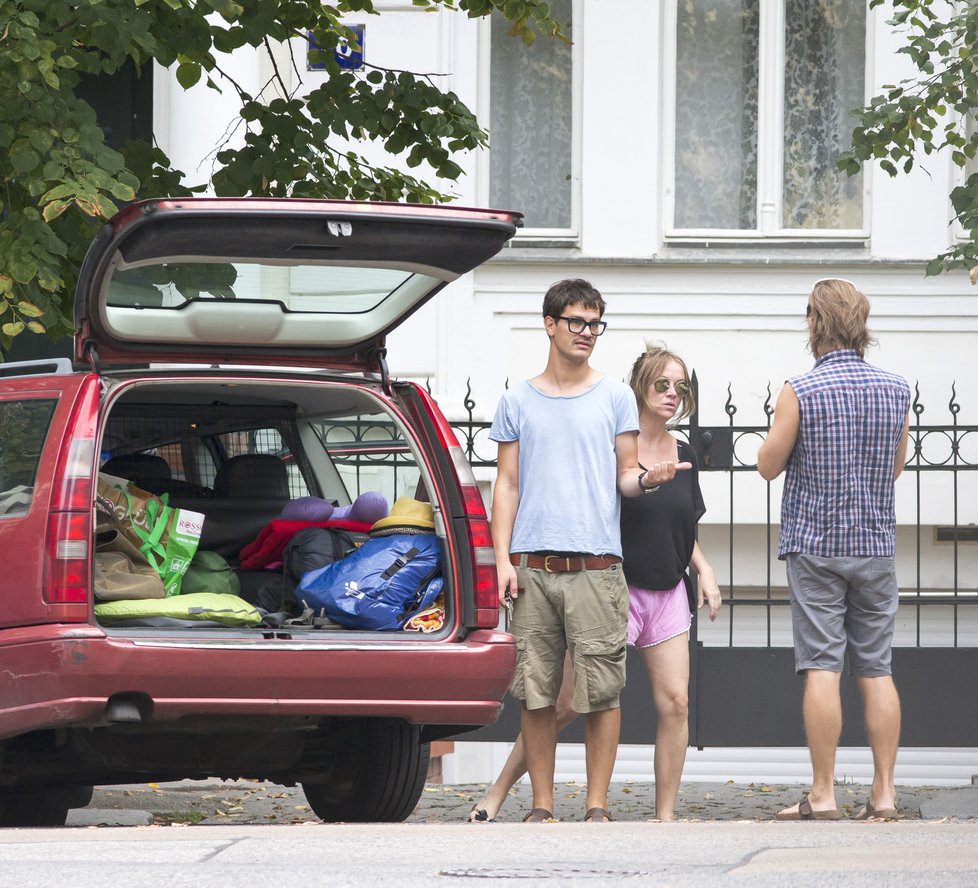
[0,398,57,517]
[106,262,427,313]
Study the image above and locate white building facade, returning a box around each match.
[154,1,978,785]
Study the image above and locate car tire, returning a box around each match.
[0,796,66,828]
[301,718,430,823]
[0,784,92,828]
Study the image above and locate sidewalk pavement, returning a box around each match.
[71,779,978,827]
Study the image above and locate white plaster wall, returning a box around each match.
[868,5,960,260]
[151,5,978,414]
[578,0,661,258]
[150,5,978,784]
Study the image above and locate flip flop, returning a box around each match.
[854,801,900,820]
[584,807,613,823]
[522,807,554,823]
[775,793,842,821]
[468,804,494,823]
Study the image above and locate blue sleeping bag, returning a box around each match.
[296,533,443,630]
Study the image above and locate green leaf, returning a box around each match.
[16,301,44,318]
[10,148,40,174]
[2,322,26,337]
[176,62,202,89]
[41,199,71,222]
[41,184,76,202]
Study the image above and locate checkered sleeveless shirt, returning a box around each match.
[778,350,910,559]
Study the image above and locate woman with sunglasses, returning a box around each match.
[469,343,722,823]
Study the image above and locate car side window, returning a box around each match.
[0,398,57,518]
[311,414,422,507]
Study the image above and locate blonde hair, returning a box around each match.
[808,278,876,358]
[628,343,695,423]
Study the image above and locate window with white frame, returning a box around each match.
[488,0,575,236]
[669,0,866,236]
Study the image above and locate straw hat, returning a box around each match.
[369,497,435,536]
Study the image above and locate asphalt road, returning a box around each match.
[3,819,978,888]
[0,780,969,888]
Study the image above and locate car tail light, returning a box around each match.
[446,435,500,629]
[416,390,500,630]
[44,379,99,606]
[44,512,90,603]
[465,515,500,629]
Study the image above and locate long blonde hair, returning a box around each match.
[808,278,876,358]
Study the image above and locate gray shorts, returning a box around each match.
[785,553,899,677]
[508,562,628,714]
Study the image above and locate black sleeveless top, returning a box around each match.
[619,440,705,591]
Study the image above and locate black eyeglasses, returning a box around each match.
[557,316,607,336]
[653,377,691,397]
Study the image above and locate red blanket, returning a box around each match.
[238,518,373,570]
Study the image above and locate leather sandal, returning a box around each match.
[854,800,900,820]
[522,807,554,823]
[584,807,613,822]
[775,793,842,821]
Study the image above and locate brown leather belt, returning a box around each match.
[510,553,621,573]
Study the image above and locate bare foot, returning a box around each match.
[467,792,506,823]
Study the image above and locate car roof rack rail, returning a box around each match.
[0,358,74,378]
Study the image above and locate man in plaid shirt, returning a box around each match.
[758,278,911,822]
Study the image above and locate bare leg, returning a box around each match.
[857,674,901,811]
[777,669,841,816]
[583,706,620,818]
[468,654,578,821]
[522,705,558,815]
[638,633,689,820]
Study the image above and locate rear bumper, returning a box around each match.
[0,627,516,741]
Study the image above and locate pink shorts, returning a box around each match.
[627,578,692,649]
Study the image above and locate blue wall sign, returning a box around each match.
[307,25,365,71]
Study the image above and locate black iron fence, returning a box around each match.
[326,375,978,745]
[441,374,978,651]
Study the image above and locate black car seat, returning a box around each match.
[213,454,291,500]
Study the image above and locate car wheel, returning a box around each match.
[301,718,430,823]
[0,784,91,828]
[0,796,67,828]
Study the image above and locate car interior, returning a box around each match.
[94,375,443,633]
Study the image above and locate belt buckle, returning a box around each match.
[543,555,571,573]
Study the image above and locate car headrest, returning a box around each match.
[102,452,172,483]
[213,454,290,499]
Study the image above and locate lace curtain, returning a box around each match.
[489,0,572,230]
[782,0,864,229]
[675,0,864,231]
[675,0,760,229]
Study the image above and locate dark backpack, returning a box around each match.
[254,527,356,615]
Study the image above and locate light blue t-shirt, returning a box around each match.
[489,376,639,556]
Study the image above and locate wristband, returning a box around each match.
[638,470,659,493]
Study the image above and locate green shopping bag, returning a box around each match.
[96,473,205,596]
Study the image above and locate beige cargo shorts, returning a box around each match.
[507,560,628,714]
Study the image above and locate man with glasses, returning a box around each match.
[488,278,677,823]
[758,278,911,821]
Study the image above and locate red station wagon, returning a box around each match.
[0,198,519,826]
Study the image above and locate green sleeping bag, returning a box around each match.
[95,592,262,627]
